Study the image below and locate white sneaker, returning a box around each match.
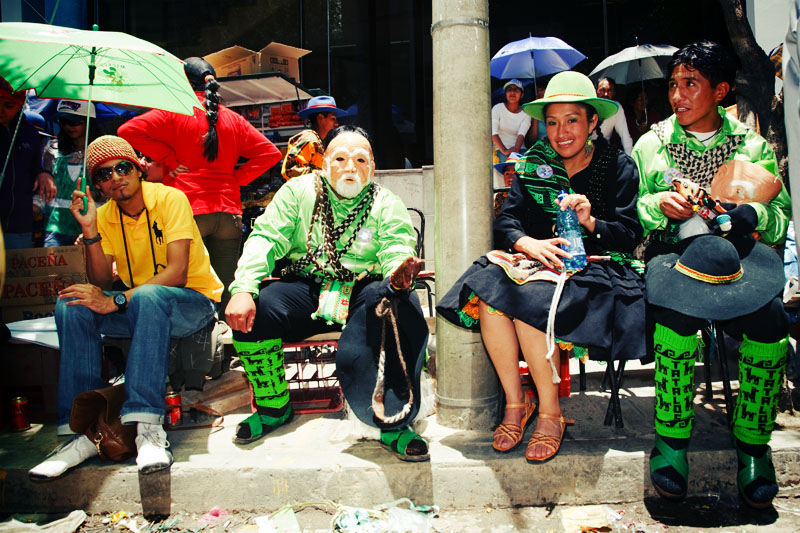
[135,423,173,474]
[28,434,98,481]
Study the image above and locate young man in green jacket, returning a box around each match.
[632,41,791,508]
[225,125,430,461]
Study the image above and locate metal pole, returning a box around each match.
[431,0,499,430]
[298,0,304,83]
[327,0,331,94]
[602,0,608,58]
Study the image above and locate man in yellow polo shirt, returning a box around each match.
[29,136,222,481]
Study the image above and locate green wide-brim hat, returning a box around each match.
[523,71,619,122]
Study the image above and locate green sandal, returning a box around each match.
[649,435,689,501]
[233,407,293,445]
[734,441,778,509]
[380,428,430,462]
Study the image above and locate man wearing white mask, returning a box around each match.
[225,125,430,461]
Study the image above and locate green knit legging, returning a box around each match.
[653,323,700,439]
[654,324,788,444]
[233,338,290,409]
[732,334,788,445]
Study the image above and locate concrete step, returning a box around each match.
[2,364,800,516]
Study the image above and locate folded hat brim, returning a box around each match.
[645,238,784,321]
[523,96,618,122]
[58,112,90,121]
[297,106,348,119]
[494,161,516,173]
[336,285,428,430]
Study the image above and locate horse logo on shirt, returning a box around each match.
[152,220,164,245]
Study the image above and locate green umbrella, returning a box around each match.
[0,22,203,211]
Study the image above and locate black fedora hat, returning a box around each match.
[646,235,784,321]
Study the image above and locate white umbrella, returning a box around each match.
[589,44,678,84]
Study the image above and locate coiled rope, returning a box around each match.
[371,296,414,424]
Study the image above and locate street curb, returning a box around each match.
[3,416,800,514]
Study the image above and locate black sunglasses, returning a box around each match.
[93,161,136,183]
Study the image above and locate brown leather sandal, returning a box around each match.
[525,412,574,463]
[492,397,537,452]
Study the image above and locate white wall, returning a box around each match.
[747,0,789,92]
[374,166,436,271]
[747,0,789,55]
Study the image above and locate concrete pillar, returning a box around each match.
[431,0,499,430]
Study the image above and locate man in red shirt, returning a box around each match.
[119,58,281,311]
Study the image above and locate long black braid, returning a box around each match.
[202,75,220,161]
[183,57,221,162]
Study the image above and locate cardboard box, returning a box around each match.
[204,42,311,82]
[203,45,259,78]
[2,341,60,386]
[1,303,56,323]
[1,342,60,422]
[257,42,311,82]
[5,245,85,278]
[1,272,87,306]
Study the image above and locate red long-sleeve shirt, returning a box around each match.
[118,93,281,215]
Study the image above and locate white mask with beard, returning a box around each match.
[323,133,375,199]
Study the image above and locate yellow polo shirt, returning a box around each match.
[97,181,223,302]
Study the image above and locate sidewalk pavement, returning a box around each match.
[2,360,800,516]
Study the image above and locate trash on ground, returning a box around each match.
[255,507,301,533]
[0,510,86,533]
[560,505,612,532]
[333,498,437,533]
[154,516,181,531]
[199,506,230,526]
[117,516,140,533]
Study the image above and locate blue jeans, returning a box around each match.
[55,285,216,434]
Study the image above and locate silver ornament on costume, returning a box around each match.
[536,164,553,178]
[663,167,683,185]
[357,228,373,242]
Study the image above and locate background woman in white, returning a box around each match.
[492,79,532,188]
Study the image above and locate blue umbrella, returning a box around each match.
[25,95,140,136]
[491,36,586,81]
[27,96,138,123]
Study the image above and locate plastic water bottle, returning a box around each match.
[556,191,588,270]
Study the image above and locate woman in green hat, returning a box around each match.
[437,71,646,463]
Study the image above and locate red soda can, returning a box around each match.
[10,396,31,432]
[165,392,182,427]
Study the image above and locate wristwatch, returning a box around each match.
[113,293,128,313]
[82,233,102,246]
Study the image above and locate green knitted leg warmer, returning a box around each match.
[732,335,788,445]
[731,335,787,508]
[233,338,289,410]
[653,323,700,439]
[649,323,700,501]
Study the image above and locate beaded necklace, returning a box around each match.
[282,174,379,281]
